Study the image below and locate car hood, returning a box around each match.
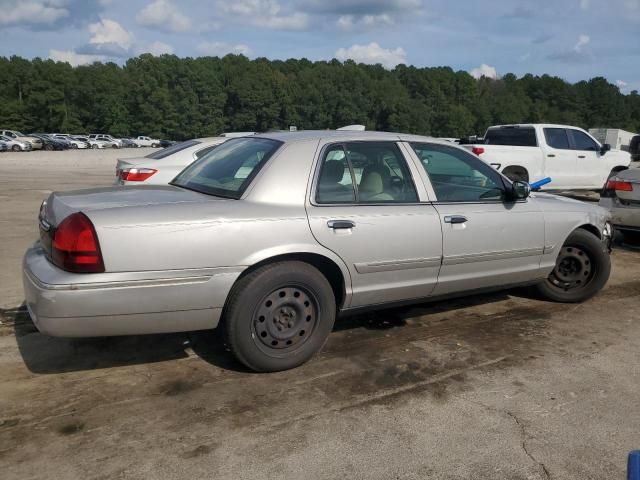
[43,185,221,226]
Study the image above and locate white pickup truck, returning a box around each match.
[463,124,631,190]
[133,136,161,147]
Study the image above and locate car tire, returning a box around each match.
[536,229,610,303]
[45,144,54,151]
[223,261,336,372]
[152,143,159,148]
[11,145,21,152]
[71,144,78,149]
[502,166,529,183]
[91,144,98,149]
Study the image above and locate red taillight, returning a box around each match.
[118,168,157,182]
[472,147,485,156]
[52,213,105,273]
[605,180,633,191]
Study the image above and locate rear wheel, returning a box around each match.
[502,166,529,183]
[44,144,54,151]
[223,261,336,372]
[536,229,610,303]
[91,144,98,149]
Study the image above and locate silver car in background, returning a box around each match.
[24,131,612,372]
[0,134,32,151]
[600,168,640,243]
[115,137,229,185]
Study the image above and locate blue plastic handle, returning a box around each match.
[529,177,552,191]
[629,451,640,480]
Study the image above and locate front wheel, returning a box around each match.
[223,261,336,372]
[12,145,20,152]
[536,229,610,303]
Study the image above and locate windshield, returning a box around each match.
[145,139,201,159]
[172,137,282,199]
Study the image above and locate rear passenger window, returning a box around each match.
[544,128,570,150]
[316,146,356,203]
[315,142,418,204]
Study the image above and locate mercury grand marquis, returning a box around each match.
[23,131,612,371]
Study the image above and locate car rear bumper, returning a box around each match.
[22,244,243,337]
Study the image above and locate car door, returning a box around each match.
[407,142,545,296]
[306,141,443,308]
[542,127,577,188]
[567,129,603,188]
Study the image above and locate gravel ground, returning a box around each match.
[1,149,639,480]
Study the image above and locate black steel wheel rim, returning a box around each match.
[548,246,594,291]
[251,285,319,355]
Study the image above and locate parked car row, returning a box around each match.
[0,129,172,152]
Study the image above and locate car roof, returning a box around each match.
[488,123,587,130]
[252,130,443,144]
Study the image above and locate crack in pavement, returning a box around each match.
[504,409,552,480]
[457,396,552,480]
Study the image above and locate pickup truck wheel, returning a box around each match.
[502,167,529,183]
[223,261,336,372]
[536,229,610,303]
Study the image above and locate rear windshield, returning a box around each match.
[145,140,201,159]
[484,127,537,147]
[171,137,282,199]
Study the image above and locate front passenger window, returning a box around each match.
[411,143,506,202]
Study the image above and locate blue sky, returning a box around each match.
[1,0,639,91]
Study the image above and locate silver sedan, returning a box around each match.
[600,167,640,243]
[23,131,612,371]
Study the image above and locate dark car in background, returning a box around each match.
[630,135,640,162]
[30,134,68,151]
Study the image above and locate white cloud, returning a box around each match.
[469,64,498,79]
[136,41,174,56]
[617,80,628,88]
[217,0,309,30]
[335,42,407,69]
[49,49,105,66]
[0,0,69,26]
[574,34,590,52]
[136,0,191,32]
[197,42,251,57]
[89,18,132,49]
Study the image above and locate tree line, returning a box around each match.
[1,54,639,140]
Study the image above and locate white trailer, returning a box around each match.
[589,128,637,152]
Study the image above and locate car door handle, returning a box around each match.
[578,155,586,158]
[444,215,468,224]
[547,154,556,158]
[327,220,355,229]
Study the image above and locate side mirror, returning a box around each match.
[511,180,531,200]
[601,143,611,155]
